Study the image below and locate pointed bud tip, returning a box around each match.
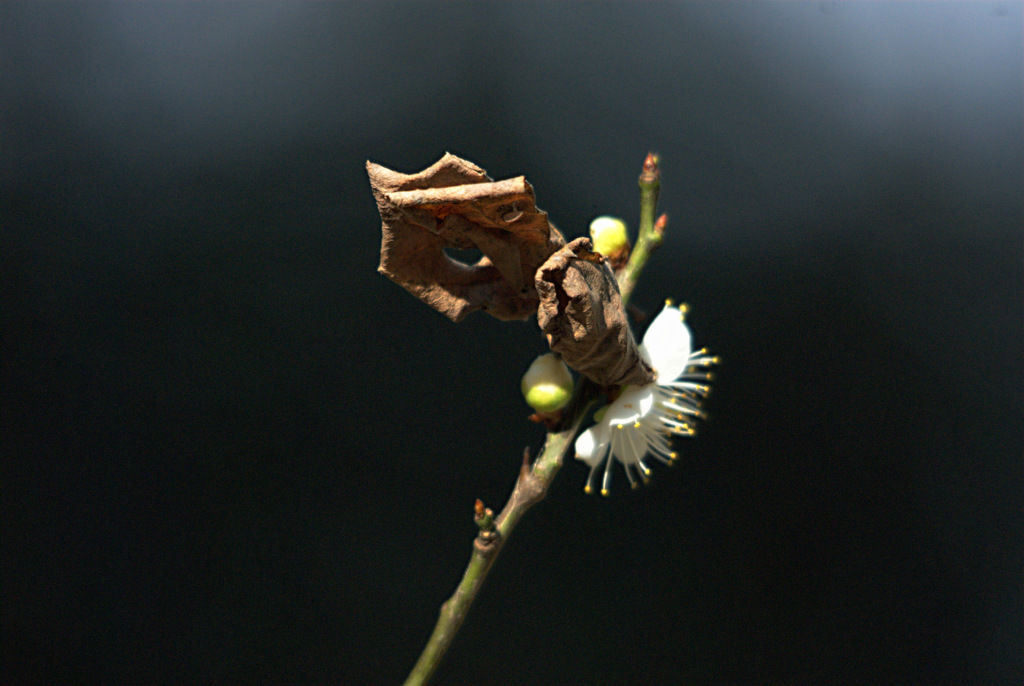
[639,152,661,185]
[654,213,668,235]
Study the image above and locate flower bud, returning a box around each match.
[521,353,574,413]
[589,216,631,262]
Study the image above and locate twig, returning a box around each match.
[403,153,666,686]
[403,382,597,686]
[617,152,664,306]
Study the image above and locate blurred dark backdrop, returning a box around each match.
[3,2,1022,684]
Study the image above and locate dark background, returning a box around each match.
[3,2,1022,684]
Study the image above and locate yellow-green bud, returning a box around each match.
[589,215,631,259]
[521,353,574,413]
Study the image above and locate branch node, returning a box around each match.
[474,499,496,536]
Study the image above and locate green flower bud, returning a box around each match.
[521,353,574,413]
[589,215,631,261]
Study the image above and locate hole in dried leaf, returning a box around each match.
[368,153,566,321]
[443,246,485,267]
[499,202,524,223]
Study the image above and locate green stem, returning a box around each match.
[403,383,597,686]
[617,153,662,306]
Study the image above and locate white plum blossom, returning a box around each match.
[575,300,717,495]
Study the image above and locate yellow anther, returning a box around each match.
[669,452,678,460]
[600,488,610,497]
[634,421,641,428]
[584,484,593,494]
[616,424,624,430]
[664,298,674,307]
[631,482,640,490]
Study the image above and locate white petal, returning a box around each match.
[604,385,656,426]
[574,422,610,467]
[641,305,692,382]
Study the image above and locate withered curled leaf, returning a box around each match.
[536,237,655,387]
[367,153,565,322]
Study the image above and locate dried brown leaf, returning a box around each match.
[536,237,655,387]
[367,153,565,322]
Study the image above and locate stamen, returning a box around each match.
[624,464,638,489]
[623,426,645,464]
[601,450,614,495]
[646,429,674,463]
[679,405,701,417]
[662,412,696,426]
[585,461,602,495]
[668,381,709,395]
[650,453,671,466]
